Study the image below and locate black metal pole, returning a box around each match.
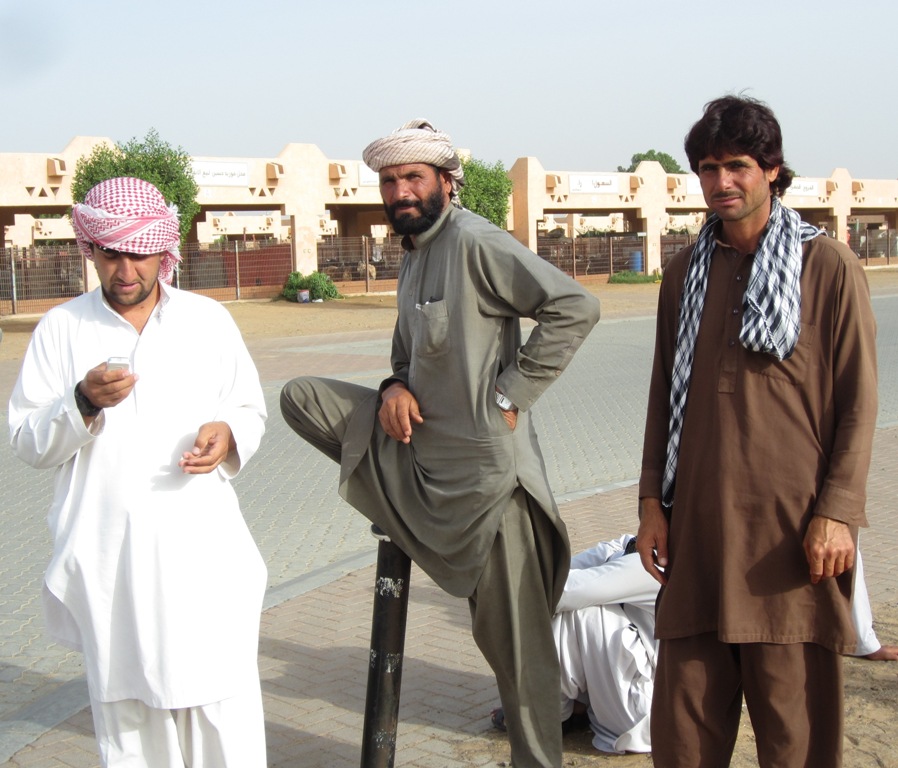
[360,527,412,768]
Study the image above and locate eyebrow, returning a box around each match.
[699,158,752,172]
[93,244,154,260]
[379,168,426,183]
[94,244,126,257]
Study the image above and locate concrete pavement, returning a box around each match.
[1,277,897,767]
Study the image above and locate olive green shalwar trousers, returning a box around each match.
[281,376,566,768]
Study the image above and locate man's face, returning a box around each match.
[698,153,780,231]
[378,163,451,235]
[91,244,163,314]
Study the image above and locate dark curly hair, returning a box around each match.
[684,95,794,197]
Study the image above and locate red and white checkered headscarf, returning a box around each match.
[72,177,181,284]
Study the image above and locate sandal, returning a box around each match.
[490,707,507,732]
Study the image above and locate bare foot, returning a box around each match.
[863,644,898,661]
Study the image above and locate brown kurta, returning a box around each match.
[639,234,877,653]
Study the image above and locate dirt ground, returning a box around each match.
[2,272,897,766]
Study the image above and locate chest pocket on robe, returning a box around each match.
[412,299,451,358]
[743,322,815,385]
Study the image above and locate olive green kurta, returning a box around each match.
[338,204,601,598]
[639,234,877,653]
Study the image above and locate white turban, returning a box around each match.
[362,119,465,196]
[72,177,181,285]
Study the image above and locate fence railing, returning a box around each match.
[0,242,293,316]
[848,229,895,265]
[538,234,646,277]
[174,242,293,301]
[0,245,87,316]
[3,230,890,316]
[316,236,404,295]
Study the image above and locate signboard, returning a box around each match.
[193,161,249,187]
[359,165,380,187]
[685,175,703,196]
[788,179,820,197]
[569,174,619,194]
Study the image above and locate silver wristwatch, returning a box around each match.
[494,390,515,411]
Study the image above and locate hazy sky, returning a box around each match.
[2,0,896,179]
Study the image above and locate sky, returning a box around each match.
[2,0,897,180]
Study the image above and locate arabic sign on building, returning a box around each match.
[359,165,380,187]
[569,175,619,194]
[686,175,703,196]
[193,161,249,187]
[788,179,820,197]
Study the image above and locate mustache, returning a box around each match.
[387,199,423,217]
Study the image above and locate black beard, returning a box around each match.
[385,188,446,235]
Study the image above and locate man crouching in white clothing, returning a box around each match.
[491,534,891,755]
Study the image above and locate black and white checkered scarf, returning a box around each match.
[661,197,823,507]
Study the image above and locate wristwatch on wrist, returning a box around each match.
[494,389,515,412]
[74,381,101,418]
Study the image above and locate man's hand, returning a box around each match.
[804,515,855,584]
[79,361,138,410]
[378,383,423,443]
[636,497,669,586]
[179,421,235,474]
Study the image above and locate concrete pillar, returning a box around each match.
[831,210,849,244]
[508,157,547,251]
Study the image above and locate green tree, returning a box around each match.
[458,156,514,229]
[71,128,200,242]
[617,150,685,174]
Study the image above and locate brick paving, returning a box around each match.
[1,272,897,767]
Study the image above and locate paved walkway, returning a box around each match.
[1,278,896,767]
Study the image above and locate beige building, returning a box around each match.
[3,137,897,275]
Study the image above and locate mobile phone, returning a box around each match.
[107,357,130,371]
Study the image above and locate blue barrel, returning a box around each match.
[630,251,644,273]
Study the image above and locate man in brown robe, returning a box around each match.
[636,96,877,767]
[281,119,600,767]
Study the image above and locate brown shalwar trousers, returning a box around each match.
[650,633,844,768]
[280,376,564,767]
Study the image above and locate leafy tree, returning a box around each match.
[458,157,514,229]
[71,129,200,241]
[617,150,685,174]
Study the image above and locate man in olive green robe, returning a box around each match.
[281,119,600,768]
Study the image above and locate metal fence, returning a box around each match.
[0,245,87,316]
[849,229,895,265]
[174,242,293,301]
[0,235,679,316]
[316,236,404,294]
[0,242,294,315]
[5,229,890,317]
[323,234,666,295]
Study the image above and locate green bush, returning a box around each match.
[608,270,660,284]
[282,271,342,301]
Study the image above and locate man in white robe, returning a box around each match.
[553,534,659,754]
[9,177,268,767]
[491,534,658,754]
[853,549,898,661]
